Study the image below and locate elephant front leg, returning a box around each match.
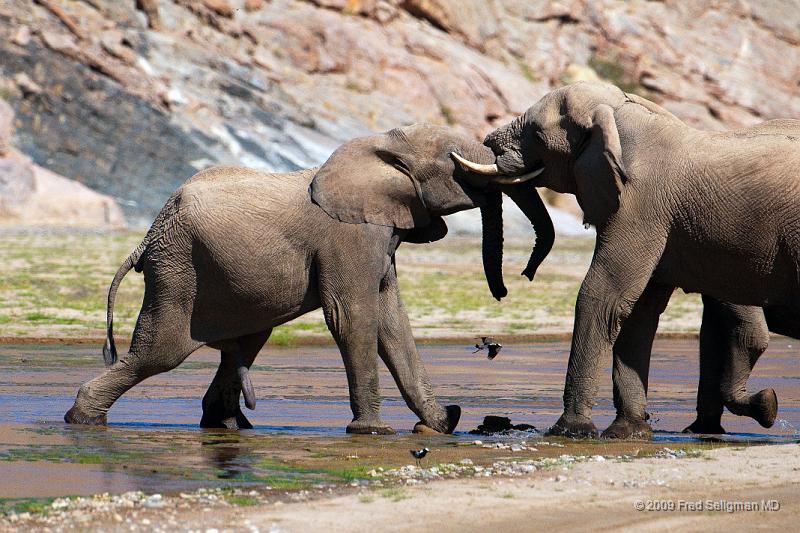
[322,289,394,435]
[602,282,673,440]
[548,232,665,439]
[377,265,460,434]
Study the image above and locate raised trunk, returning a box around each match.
[480,189,507,301]
[502,184,554,282]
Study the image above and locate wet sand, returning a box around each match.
[1,339,798,504]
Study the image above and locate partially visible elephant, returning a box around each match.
[453,81,800,438]
[64,124,555,434]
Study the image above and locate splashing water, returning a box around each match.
[776,419,800,438]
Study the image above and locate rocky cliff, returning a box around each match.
[0,0,798,226]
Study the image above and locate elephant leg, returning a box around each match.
[377,263,460,434]
[548,231,665,439]
[714,302,776,428]
[65,302,202,425]
[683,295,727,434]
[320,281,392,435]
[602,281,673,440]
[201,329,272,430]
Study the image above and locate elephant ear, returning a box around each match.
[404,216,448,243]
[311,137,429,229]
[573,104,627,227]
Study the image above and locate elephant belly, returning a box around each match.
[187,231,322,342]
[655,239,799,307]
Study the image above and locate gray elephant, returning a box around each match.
[453,81,799,438]
[64,124,554,434]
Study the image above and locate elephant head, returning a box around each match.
[454,82,638,228]
[311,124,555,301]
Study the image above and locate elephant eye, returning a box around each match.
[392,158,412,176]
[376,150,412,177]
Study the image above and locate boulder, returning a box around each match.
[0,153,125,228]
[0,99,12,157]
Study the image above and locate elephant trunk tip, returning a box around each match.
[492,286,508,302]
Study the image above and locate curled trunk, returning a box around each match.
[480,189,507,301]
[502,185,555,282]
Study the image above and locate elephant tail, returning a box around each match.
[103,239,147,366]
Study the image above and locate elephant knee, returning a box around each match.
[737,321,769,364]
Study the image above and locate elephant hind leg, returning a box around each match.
[684,296,728,434]
[694,298,776,430]
[65,304,203,425]
[201,329,272,430]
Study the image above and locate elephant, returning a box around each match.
[452,81,800,438]
[64,124,555,434]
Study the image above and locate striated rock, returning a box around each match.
[399,0,500,49]
[0,0,798,229]
[202,0,235,18]
[244,0,264,12]
[560,63,601,85]
[11,25,31,47]
[0,99,12,157]
[0,41,212,225]
[136,0,162,30]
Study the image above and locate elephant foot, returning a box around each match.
[412,422,441,435]
[682,417,725,435]
[546,414,598,439]
[200,408,254,430]
[346,419,396,435]
[64,404,107,426]
[415,405,461,434]
[751,388,778,428]
[601,416,652,440]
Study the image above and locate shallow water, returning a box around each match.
[0,339,798,499]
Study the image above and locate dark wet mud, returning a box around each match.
[1,339,798,503]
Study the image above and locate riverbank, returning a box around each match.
[0,231,706,343]
[2,443,797,532]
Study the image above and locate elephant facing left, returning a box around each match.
[64,124,552,435]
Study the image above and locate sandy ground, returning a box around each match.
[228,444,800,532]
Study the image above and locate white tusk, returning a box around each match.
[450,152,501,175]
[490,166,545,185]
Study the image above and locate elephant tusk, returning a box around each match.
[451,152,501,175]
[490,166,545,185]
[451,152,544,184]
[238,365,256,410]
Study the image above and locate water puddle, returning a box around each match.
[0,339,798,500]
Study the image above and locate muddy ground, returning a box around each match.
[0,339,798,531]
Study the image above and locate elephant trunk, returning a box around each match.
[502,184,554,282]
[480,189,507,301]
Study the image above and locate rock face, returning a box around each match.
[0,0,798,225]
[0,96,125,227]
[0,153,125,227]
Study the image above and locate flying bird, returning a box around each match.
[410,447,430,466]
[473,336,502,360]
